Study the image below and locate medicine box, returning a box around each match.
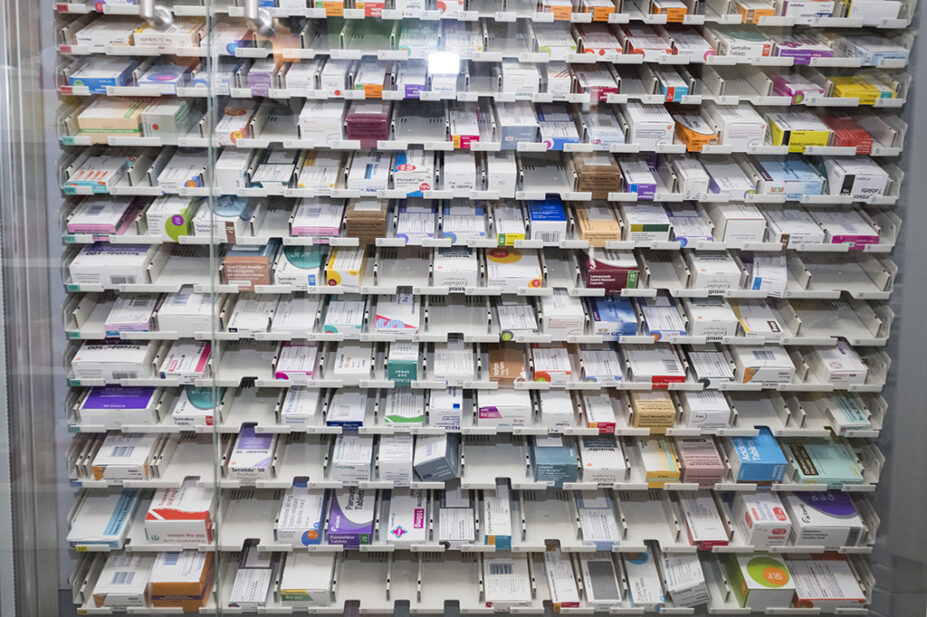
[72,341,156,381]
[275,489,328,547]
[662,553,710,608]
[531,436,579,486]
[279,552,336,607]
[227,426,277,480]
[676,437,725,485]
[731,491,792,547]
[92,553,153,608]
[639,437,681,487]
[704,203,767,244]
[327,487,375,547]
[781,491,864,547]
[580,435,626,483]
[679,492,729,548]
[145,481,214,544]
[723,553,795,610]
[386,489,428,544]
[727,427,788,482]
[149,551,213,611]
[414,435,460,482]
[584,250,640,293]
[68,489,141,550]
[91,433,158,481]
[478,388,532,427]
[576,206,621,246]
[79,386,161,427]
[622,548,665,609]
[630,390,676,432]
[784,438,864,487]
[378,434,414,486]
[482,484,513,549]
[788,556,867,610]
[731,345,795,384]
[588,296,637,339]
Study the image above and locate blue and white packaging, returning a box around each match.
[67,489,141,550]
[528,198,567,243]
[69,58,138,94]
[588,296,637,339]
[727,427,788,483]
[576,492,621,550]
[755,157,825,201]
[537,104,580,151]
[392,150,436,197]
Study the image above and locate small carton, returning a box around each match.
[580,436,626,483]
[788,555,867,610]
[783,439,864,487]
[662,553,710,608]
[681,390,731,430]
[679,492,729,548]
[576,205,621,246]
[325,247,368,290]
[145,481,214,544]
[579,554,622,604]
[92,553,154,608]
[639,437,681,487]
[91,433,158,481]
[683,297,739,341]
[378,434,414,486]
[724,553,795,609]
[625,345,686,385]
[478,388,532,427]
[413,435,460,482]
[386,489,428,545]
[727,428,788,483]
[275,489,328,547]
[588,296,637,339]
[330,433,373,483]
[630,390,676,432]
[227,427,277,480]
[539,289,584,336]
[820,157,890,202]
[732,491,792,547]
[767,112,833,152]
[623,548,665,609]
[223,241,279,291]
[730,345,795,384]
[808,341,868,385]
[531,436,579,486]
[149,551,214,611]
[327,487,375,548]
[483,556,532,608]
[576,492,621,549]
[584,250,640,292]
[483,484,514,549]
[782,491,865,547]
[676,437,725,485]
[279,552,336,607]
[545,550,581,610]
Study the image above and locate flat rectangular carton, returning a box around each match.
[728,428,788,483]
[68,489,141,549]
[150,551,213,611]
[279,388,321,426]
[531,436,579,486]
[223,241,279,290]
[788,556,867,610]
[93,552,153,608]
[639,436,680,487]
[386,489,428,544]
[91,433,157,481]
[580,435,626,483]
[630,390,676,431]
[482,484,513,549]
[732,491,792,547]
[623,548,665,609]
[279,552,336,607]
[72,341,155,381]
[584,250,640,292]
[331,434,373,482]
[576,492,621,549]
[414,435,460,481]
[478,388,532,427]
[681,390,731,429]
[785,439,864,487]
[731,345,795,384]
[227,427,277,480]
[326,390,368,430]
[327,488,375,547]
[378,434,414,486]
[579,554,622,604]
[662,553,710,607]
[679,492,728,548]
[588,296,637,338]
[145,482,214,544]
[723,553,795,610]
[275,489,328,547]
[782,491,864,547]
[540,390,574,428]
[676,437,725,485]
[704,203,766,243]
[79,386,160,426]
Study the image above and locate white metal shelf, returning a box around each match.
[68,487,878,557]
[65,384,887,441]
[65,431,885,493]
[51,0,915,29]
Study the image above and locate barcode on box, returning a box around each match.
[88,205,105,215]
[110,276,137,285]
[489,562,514,576]
[172,288,192,305]
[751,350,775,360]
[663,359,678,372]
[110,571,135,586]
[129,295,153,307]
[111,446,135,457]
[163,552,180,566]
[111,372,138,380]
[537,232,559,243]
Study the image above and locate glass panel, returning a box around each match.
[6,0,924,614]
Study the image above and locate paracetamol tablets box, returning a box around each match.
[327,487,375,547]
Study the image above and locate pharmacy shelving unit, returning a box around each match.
[56,0,912,614]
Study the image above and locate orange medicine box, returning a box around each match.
[150,551,215,611]
[673,114,719,152]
